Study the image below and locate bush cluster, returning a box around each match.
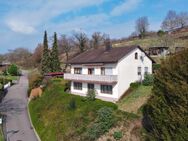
[28,71,44,97]
[130,82,140,89]
[113,131,123,140]
[68,98,76,110]
[86,107,115,140]
[64,81,71,92]
[143,74,154,86]
[7,64,19,76]
[86,89,96,101]
[0,78,12,85]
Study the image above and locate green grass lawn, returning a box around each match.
[29,78,138,141]
[0,75,19,81]
[117,85,152,114]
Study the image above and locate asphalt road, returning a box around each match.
[1,72,38,141]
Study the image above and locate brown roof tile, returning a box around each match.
[68,45,154,64]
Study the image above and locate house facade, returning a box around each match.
[64,46,154,102]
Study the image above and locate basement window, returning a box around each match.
[101,85,112,94]
[73,82,82,90]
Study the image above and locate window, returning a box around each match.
[73,82,82,90]
[101,85,112,94]
[101,67,105,75]
[105,67,113,75]
[88,68,94,75]
[101,67,113,75]
[88,83,94,90]
[144,67,149,75]
[135,52,138,60]
[74,68,82,74]
[138,67,142,75]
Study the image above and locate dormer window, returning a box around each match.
[135,53,138,60]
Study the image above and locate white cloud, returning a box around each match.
[56,14,109,32]
[111,0,142,16]
[6,19,36,34]
[5,0,107,34]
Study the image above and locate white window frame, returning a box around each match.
[100,85,113,94]
[73,82,82,90]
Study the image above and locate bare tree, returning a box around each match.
[73,32,88,52]
[4,48,32,68]
[161,10,178,31]
[91,32,105,49]
[177,12,188,28]
[59,35,73,62]
[32,44,43,67]
[135,16,149,39]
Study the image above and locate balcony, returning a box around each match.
[64,73,117,84]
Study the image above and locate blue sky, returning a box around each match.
[0,0,187,53]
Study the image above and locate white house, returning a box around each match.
[64,45,154,102]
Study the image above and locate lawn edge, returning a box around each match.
[27,101,41,141]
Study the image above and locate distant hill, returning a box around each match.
[112,26,188,50]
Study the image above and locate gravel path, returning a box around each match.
[1,71,38,141]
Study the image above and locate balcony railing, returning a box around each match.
[64,73,117,84]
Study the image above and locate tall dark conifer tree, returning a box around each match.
[51,32,61,72]
[142,49,188,141]
[41,31,50,74]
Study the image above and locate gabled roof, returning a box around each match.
[68,45,155,64]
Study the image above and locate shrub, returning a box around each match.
[7,64,19,76]
[113,131,123,140]
[130,82,140,89]
[0,83,3,90]
[28,73,43,89]
[97,107,114,123]
[64,81,71,92]
[86,89,96,101]
[157,30,165,37]
[28,71,44,97]
[153,64,161,72]
[86,107,115,140]
[143,74,154,86]
[0,78,11,85]
[68,98,76,110]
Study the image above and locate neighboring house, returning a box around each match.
[64,45,154,102]
[148,47,169,57]
[0,61,11,72]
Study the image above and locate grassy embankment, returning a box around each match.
[117,85,152,114]
[29,78,138,141]
[0,127,3,141]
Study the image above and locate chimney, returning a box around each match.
[105,36,112,51]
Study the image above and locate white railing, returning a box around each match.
[64,73,117,83]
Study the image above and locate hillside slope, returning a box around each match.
[29,78,141,141]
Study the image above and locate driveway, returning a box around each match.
[1,71,38,141]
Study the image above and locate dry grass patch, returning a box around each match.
[117,86,152,114]
[98,120,142,141]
